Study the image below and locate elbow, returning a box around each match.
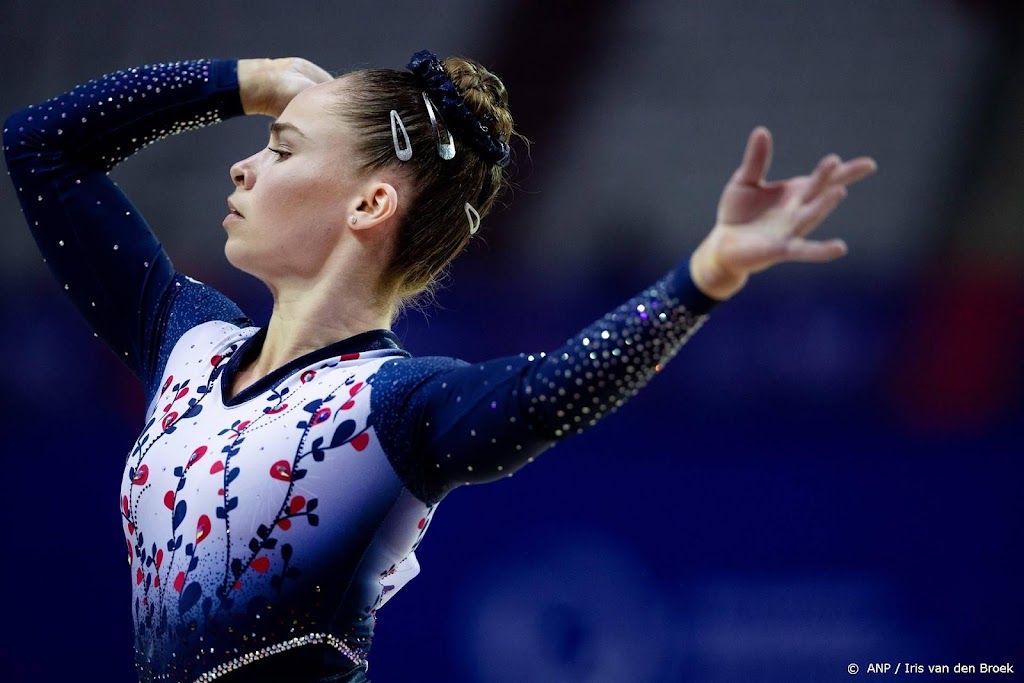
[3,110,22,164]
[4,109,31,166]
[3,106,54,165]
[4,107,29,144]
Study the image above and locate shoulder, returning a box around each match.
[166,319,257,366]
[368,355,470,397]
[163,274,251,331]
[144,321,256,420]
[364,355,468,504]
[365,355,468,440]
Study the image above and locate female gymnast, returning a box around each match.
[3,52,875,682]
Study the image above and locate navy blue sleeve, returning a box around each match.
[3,60,252,409]
[372,263,718,504]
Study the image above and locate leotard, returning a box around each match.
[3,59,716,682]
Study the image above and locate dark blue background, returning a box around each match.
[1,1,1021,681]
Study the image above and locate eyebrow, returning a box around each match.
[269,121,309,140]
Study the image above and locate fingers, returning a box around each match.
[797,155,876,224]
[299,59,335,84]
[795,184,847,237]
[798,154,841,204]
[804,155,877,197]
[830,156,877,187]
[733,126,773,185]
[783,237,848,263]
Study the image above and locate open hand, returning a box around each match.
[238,57,334,118]
[690,127,876,300]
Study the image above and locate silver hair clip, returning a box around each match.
[464,202,481,235]
[390,110,412,161]
[422,92,455,160]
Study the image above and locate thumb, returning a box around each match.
[733,127,773,185]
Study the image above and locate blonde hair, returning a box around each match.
[334,56,520,309]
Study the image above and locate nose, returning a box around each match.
[229,153,258,190]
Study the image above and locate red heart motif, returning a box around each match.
[174,571,185,593]
[288,496,306,515]
[265,403,288,415]
[155,549,163,570]
[136,568,144,585]
[251,557,270,573]
[341,400,355,410]
[269,460,291,482]
[210,354,222,366]
[162,412,178,431]
[351,433,370,452]
[196,514,211,544]
[127,522,135,536]
[278,518,292,531]
[122,496,130,517]
[187,445,207,468]
[131,464,149,486]
[154,576,160,588]
[175,387,189,401]
[301,370,316,383]
[163,491,175,510]
[162,375,174,394]
[209,461,225,475]
[417,517,426,530]
[349,382,363,397]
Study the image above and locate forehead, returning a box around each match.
[275,78,352,138]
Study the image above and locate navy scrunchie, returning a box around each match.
[407,50,511,168]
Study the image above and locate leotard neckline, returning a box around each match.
[220,326,407,407]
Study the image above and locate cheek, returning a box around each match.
[269,170,344,221]
[266,185,345,264]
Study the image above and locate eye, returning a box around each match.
[267,147,291,160]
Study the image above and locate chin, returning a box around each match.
[225,239,288,287]
[224,239,259,278]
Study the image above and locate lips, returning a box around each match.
[227,198,245,218]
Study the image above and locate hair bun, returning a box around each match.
[407,50,512,167]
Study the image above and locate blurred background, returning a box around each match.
[1,0,1021,681]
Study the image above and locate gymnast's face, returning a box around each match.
[224,78,396,285]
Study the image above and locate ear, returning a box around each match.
[349,182,398,231]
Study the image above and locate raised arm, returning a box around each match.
[375,128,876,505]
[3,60,255,405]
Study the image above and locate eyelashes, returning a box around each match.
[267,147,291,160]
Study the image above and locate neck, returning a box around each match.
[246,275,393,380]
[235,219,401,380]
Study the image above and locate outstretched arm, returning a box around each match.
[690,126,876,300]
[378,264,714,505]
[382,128,876,504]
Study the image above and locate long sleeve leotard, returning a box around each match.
[4,59,716,682]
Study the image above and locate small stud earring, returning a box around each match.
[349,216,358,225]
